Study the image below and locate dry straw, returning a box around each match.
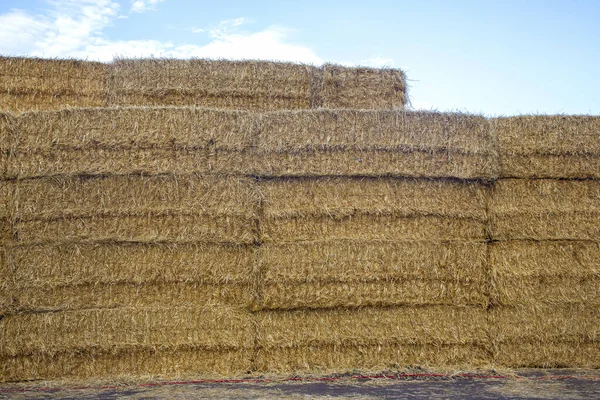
[0,57,107,113]
[256,241,489,309]
[0,305,254,357]
[491,179,600,240]
[490,241,600,306]
[254,110,497,179]
[490,304,600,368]
[495,115,600,178]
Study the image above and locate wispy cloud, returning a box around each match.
[130,0,165,13]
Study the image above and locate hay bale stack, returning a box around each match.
[107,59,407,111]
[490,176,600,366]
[257,177,490,310]
[254,110,497,179]
[495,116,600,179]
[0,57,107,113]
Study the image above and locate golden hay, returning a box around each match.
[255,343,490,373]
[490,241,600,305]
[261,214,487,242]
[11,282,251,313]
[259,177,489,220]
[256,306,489,348]
[9,174,258,220]
[0,57,107,113]
[0,113,16,179]
[0,306,254,357]
[319,64,407,109]
[490,304,600,368]
[1,348,252,382]
[13,214,256,245]
[256,241,489,309]
[491,179,600,240]
[494,115,600,178]
[108,58,313,111]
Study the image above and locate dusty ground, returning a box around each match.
[2,370,599,399]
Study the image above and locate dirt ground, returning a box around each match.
[2,370,599,399]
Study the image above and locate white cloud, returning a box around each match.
[360,56,396,68]
[0,2,323,64]
[130,0,165,13]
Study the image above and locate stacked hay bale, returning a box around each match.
[0,108,260,380]
[490,116,600,368]
[252,111,497,372]
[0,57,107,112]
[0,57,407,113]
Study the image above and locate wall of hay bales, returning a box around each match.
[0,57,407,113]
[0,59,598,381]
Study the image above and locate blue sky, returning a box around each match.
[1,0,599,115]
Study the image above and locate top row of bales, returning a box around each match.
[0,57,407,113]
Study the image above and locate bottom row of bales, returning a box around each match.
[1,174,600,381]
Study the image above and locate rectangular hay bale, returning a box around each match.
[260,178,489,220]
[0,306,254,357]
[0,57,107,112]
[490,241,600,305]
[261,214,487,242]
[254,110,496,179]
[491,179,600,240]
[257,241,489,309]
[495,116,600,178]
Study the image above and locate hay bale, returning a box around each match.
[2,242,253,312]
[10,175,258,221]
[254,110,496,179]
[491,304,600,368]
[108,58,313,111]
[491,179,600,240]
[255,344,489,373]
[0,113,16,179]
[2,349,251,382]
[255,306,491,372]
[490,241,600,306]
[11,107,254,178]
[0,57,107,113]
[260,177,489,220]
[256,241,489,309]
[10,282,252,313]
[15,213,256,245]
[0,306,254,358]
[495,116,600,178]
[262,214,487,242]
[319,64,407,109]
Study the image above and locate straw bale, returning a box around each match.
[256,241,489,308]
[254,149,494,179]
[255,343,490,373]
[0,57,107,112]
[108,58,312,110]
[491,179,600,240]
[1,348,251,382]
[490,241,600,305]
[256,306,489,348]
[14,213,256,245]
[490,304,599,344]
[260,178,488,220]
[11,282,251,313]
[320,64,407,109]
[495,116,600,178]
[11,107,254,178]
[0,113,16,179]
[495,342,600,368]
[261,215,487,242]
[0,306,254,357]
[8,242,253,288]
[499,154,600,179]
[10,175,258,221]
